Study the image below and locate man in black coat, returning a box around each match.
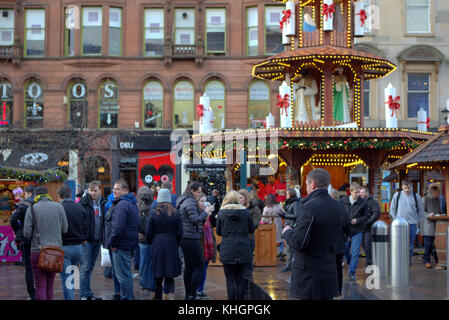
[57,185,89,300]
[10,185,35,300]
[360,186,380,267]
[340,182,369,282]
[79,180,107,300]
[282,169,346,300]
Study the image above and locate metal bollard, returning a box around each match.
[391,217,409,288]
[372,220,389,285]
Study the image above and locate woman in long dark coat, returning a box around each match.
[145,188,183,300]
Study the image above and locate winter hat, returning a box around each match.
[137,186,153,202]
[157,188,171,204]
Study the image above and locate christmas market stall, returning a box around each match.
[387,125,449,265]
[182,0,437,266]
[0,166,66,263]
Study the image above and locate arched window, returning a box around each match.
[205,80,225,130]
[248,80,270,128]
[68,80,88,128]
[0,80,12,127]
[24,80,44,129]
[143,81,164,129]
[98,79,119,128]
[173,80,194,129]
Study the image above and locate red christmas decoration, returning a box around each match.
[279,9,292,30]
[385,95,400,117]
[418,117,430,129]
[276,93,290,116]
[356,9,367,27]
[196,104,204,124]
[322,3,335,21]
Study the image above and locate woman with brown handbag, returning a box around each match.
[24,186,68,300]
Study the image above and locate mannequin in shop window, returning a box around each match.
[333,67,351,123]
[294,70,321,123]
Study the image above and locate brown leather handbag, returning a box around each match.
[31,206,64,273]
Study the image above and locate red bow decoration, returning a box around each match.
[322,3,335,21]
[276,94,290,116]
[263,121,267,129]
[356,9,367,27]
[196,104,204,124]
[418,117,430,129]
[218,105,223,110]
[385,95,400,117]
[279,9,292,30]
[147,110,152,117]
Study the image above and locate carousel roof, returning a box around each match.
[252,46,396,81]
[387,126,449,171]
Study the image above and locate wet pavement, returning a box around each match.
[0,252,447,300]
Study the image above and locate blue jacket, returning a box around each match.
[104,193,139,251]
[105,193,115,214]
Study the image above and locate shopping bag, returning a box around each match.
[100,246,111,267]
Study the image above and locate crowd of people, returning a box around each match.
[8,169,447,300]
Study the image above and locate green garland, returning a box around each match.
[185,138,421,157]
[0,166,67,184]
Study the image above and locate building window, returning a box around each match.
[68,81,88,128]
[247,7,258,56]
[144,9,164,56]
[0,80,12,127]
[65,7,76,56]
[98,80,119,128]
[109,7,122,56]
[82,7,102,55]
[25,9,45,57]
[265,6,283,55]
[24,81,44,129]
[0,9,14,46]
[249,80,270,129]
[143,81,163,129]
[406,0,431,34]
[205,8,225,54]
[363,80,370,117]
[205,80,225,130]
[173,80,194,129]
[174,9,195,46]
[407,73,430,118]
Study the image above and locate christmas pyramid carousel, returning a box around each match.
[188,0,436,200]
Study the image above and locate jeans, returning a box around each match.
[362,231,373,266]
[345,232,363,276]
[112,249,134,300]
[423,236,439,264]
[197,260,210,293]
[30,252,56,300]
[409,224,417,265]
[60,244,82,300]
[180,238,204,298]
[109,249,121,295]
[21,243,35,299]
[80,241,101,298]
[138,243,155,291]
[133,246,140,270]
[223,262,250,300]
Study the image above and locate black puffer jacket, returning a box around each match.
[80,194,107,242]
[216,204,255,264]
[10,197,34,245]
[176,194,208,239]
[281,196,301,227]
[340,196,369,235]
[363,196,381,232]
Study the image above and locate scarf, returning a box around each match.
[34,194,53,203]
[203,218,214,261]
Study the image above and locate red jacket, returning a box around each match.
[276,180,287,203]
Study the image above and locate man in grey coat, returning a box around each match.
[390,179,424,266]
[421,184,445,269]
[23,186,68,300]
